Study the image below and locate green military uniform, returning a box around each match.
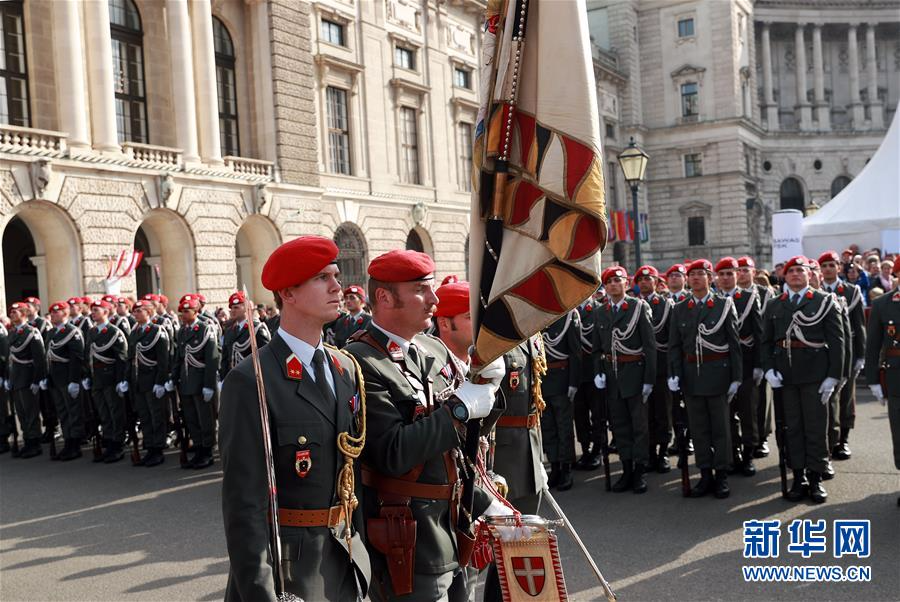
[0,326,11,453]
[110,313,132,337]
[31,315,57,442]
[128,321,170,464]
[86,321,129,461]
[754,284,776,457]
[46,321,85,460]
[221,334,368,602]
[669,292,742,495]
[345,324,492,602]
[864,286,900,475]
[333,311,373,349]
[540,311,582,489]
[643,292,673,472]
[323,310,347,346]
[824,294,852,473]
[573,299,604,469]
[172,318,220,467]
[593,296,656,491]
[761,286,843,501]
[220,319,271,382]
[8,322,47,457]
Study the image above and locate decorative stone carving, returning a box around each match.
[158,172,175,205]
[255,183,271,213]
[386,0,420,34]
[411,200,426,225]
[446,21,474,55]
[30,159,51,199]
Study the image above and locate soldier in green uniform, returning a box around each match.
[541,308,582,491]
[665,264,689,303]
[24,297,57,445]
[573,293,603,470]
[220,236,369,602]
[818,251,866,460]
[128,300,170,467]
[6,302,47,458]
[344,249,506,602]
[85,300,130,463]
[865,256,900,506]
[105,294,132,337]
[715,257,763,477]
[169,295,220,469]
[220,291,271,383]
[761,255,843,504]
[668,259,742,499]
[0,322,10,454]
[44,301,85,461]
[593,267,656,493]
[333,285,372,349]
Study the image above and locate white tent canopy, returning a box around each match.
[802,110,900,257]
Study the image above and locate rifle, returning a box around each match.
[672,392,691,497]
[598,389,611,491]
[171,392,189,467]
[83,389,103,460]
[7,397,19,456]
[127,396,142,465]
[772,387,789,498]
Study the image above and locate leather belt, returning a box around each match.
[496,412,539,429]
[685,352,729,362]
[278,505,345,528]
[601,353,643,363]
[362,466,456,500]
[546,360,568,369]
[778,339,821,349]
[886,348,900,357]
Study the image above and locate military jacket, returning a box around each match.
[128,322,170,393]
[755,283,775,308]
[865,287,900,397]
[323,311,346,346]
[86,322,128,388]
[541,311,582,396]
[151,313,177,364]
[110,313,132,337]
[592,297,657,398]
[644,292,673,376]
[332,311,372,349]
[669,294,742,396]
[668,290,689,304]
[46,322,85,387]
[173,320,220,395]
[720,287,763,373]
[761,289,843,386]
[72,314,93,340]
[220,334,367,602]
[7,323,46,390]
[0,326,8,382]
[221,320,271,380]
[822,280,866,362]
[576,300,598,383]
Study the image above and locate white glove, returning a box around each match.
[453,380,498,420]
[153,384,166,399]
[869,384,885,404]
[818,377,839,404]
[164,379,175,392]
[594,373,606,390]
[753,368,764,385]
[853,358,865,378]
[539,462,549,489]
[567,386,578,402]
[764,369,783,389]
[642,383,653,403]
[474,354,506,386]
[216,379,223,393]
[82,377,91,390]
[39,378,48,391]
[116,381,129,394]
[2,379,9,391]
[484,496,515,518]
[667,376,680,392]
[67,382,80,398]
[29,383,39,395]
[202,387,214,402]
[727,381,740,402]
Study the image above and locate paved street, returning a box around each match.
[1,392,897,602]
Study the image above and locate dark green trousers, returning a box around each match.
[888,396,900,470]
[93,386,125,444]
[609,391,649,465]
[12,388,41,440]
[182,393,216,448]
[685,394,731,471]
[50,385,84,440]
[135,391,167,449]
[782,383,828,474]
[732,379,759,448]
[540,394,575,463]
[757,383,773,442]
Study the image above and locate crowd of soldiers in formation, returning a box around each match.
[2,251,899,511]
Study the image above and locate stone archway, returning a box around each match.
[334,222,368,288]
[1,201,83,311]
[779,177,805,213]
[133,209,196,302]
[406,225,434,257]
[235,215,281,305]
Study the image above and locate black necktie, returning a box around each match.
[408,344,426,377]
[792,293,800,305]
[312,349,337,405]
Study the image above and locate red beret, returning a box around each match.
[197,293,206,303]
[665,264,687,278]
[101,294,118,304]
[179,298,200,311]
[132,300,154,311]
[808,259,820,270]
[8,302,25,312]
[601,266,628,284]
[80,296,93,304]
[784,255,811,271]
[343,285,366,298]
[441,274,460,286]
[67,297,80,306]
[91,300,112,310]
[737,256,755,269]
[262,236,338,291]
[633,265,659,282]
[818,251,840,265]
[158,295,168,305]
[49,301,68,312]
[228,291,246,307]
[714,257,739,272]
[23,296,40,305]
[179,294,198,306]
[117,297,132,306]
[434,281,470,318]
[143,293,160,302]
[893,256,900,275]
[842,249,853,256]
[687,259,713,273]
[368,250,435,282]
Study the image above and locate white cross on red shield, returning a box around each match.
[512,556,546,596]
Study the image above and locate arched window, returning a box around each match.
[213,17,239,157]
[406,229,424,252]
[779,177,805,212]
[334,223,368,288]
[830,175,851,199]
[0,1,29,127]
[109,0,146,143]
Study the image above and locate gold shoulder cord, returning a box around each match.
[531,335,547,415]
[326,344,367,559]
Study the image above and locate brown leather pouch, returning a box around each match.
[455,527,476,568]
[366,506,417,595]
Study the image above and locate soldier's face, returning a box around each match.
[809,270,821,288]
[688,269,710,292]
[820,261,839,281]
[716,269,736,291]
[667,273,685,291]
[636,275,655,295]
[280,264,343,325]
[49,308,66,326]
[345,294,363,313]
[736,266,754,287]
[8,308,24,323]
[231,305,246,322]
[68,305,79,317]
[439,312,473,350]
[785,266,809,290]
[116,304,128,316]
[605,277,625,298]
[386,278,438,332]
[90,306,108,322]
[133,308,149,324]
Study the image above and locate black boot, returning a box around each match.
[728,447,743,475]
[557,463,574,491]
[59,439,82,461]
[822,459,835,480]
[574,445,592,470]
[632,463,648,494]
[144,448,165,467]
[104,442,125,463]
[95,439,111,463]
[714,470,730,499]
[741,445,757,477]
[19,439,42,459]
[786,470,809,501]
[833,428,851,460]
[611,460,634,492]
[690,469,714,498]
[192,447,214,469]
[753,440,770,458]
[808,471,828,504]
[657,445,671,473]
[547,462,561,489]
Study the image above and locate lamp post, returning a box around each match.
[617,137,649,270]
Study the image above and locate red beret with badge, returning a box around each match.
[179,298,200,311]
[80,296,93,305]
[434,281,470,318]
[229,291,246,308]
[665,264,687,278]
[817,251,840,266]
[49,301,68,313]
[102,294,118,304]
[737,256,755,269]
[143,293,160,302]
[714,257,739,272]
[784,255,810,271]
[601,266,628,284]
[262,236,339,292]
[132,300,154,311]
[441,274,460,286]
[159,294,168,306]
[633,265,658,283]
[687,259,713,273]
[343,285,366,299]
[67,297,80,306]
[91,300,112,310]
[8,302,25,312]
[368,249,435,282]
[24,296,40,306]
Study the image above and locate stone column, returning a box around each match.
[760,22,779,130]
[847,24,865,127]
[794,23,812,130]
[83,0,120,152]
[190,0,223,165]
[249,0,278,164]
[29,256,49,312]
[811,24,830,130]
[167,0,200,162]
[52,0,90,150]
[865,23,883,128]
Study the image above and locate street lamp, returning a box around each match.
[617,137,649,270]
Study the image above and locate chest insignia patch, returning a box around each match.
[286,354,303,380]
[295,450,311,478]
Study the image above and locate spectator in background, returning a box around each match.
[846,264,870,306]
[866,255,882,281]
[841,249,854,273]
[755,269,772,290]
[773,263,785,287]
[877,260,897,292]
